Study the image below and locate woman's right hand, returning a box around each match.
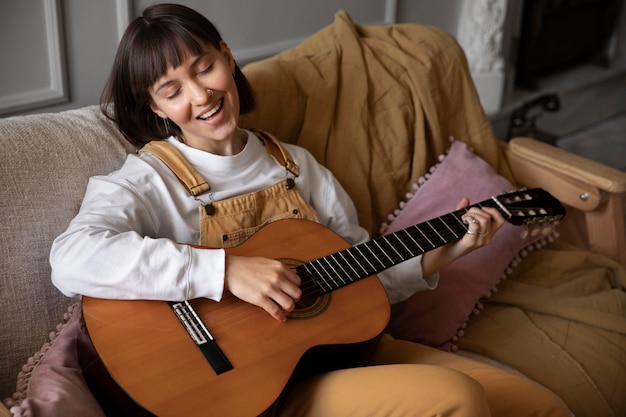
[224,254,302,322]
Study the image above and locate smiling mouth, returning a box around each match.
[198,98,224,120]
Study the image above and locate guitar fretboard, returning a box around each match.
[296,199,506,297]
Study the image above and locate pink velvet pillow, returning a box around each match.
[5,304,151,416]
[4,303,106,417]
[381,140,557,351]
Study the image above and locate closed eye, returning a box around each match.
[165,86,182,100]
[198,64,213,75]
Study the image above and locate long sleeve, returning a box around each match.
[50,155,227,301]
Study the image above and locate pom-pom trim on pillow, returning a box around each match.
[3,303,79,412]
[382,138,559,352]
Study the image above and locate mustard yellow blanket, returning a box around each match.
[459,245,626,417]
[241,12,626,417]
[241,11,513,235]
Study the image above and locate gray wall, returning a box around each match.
[0,0,464,117]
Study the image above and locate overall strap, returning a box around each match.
[251,129,300,177]
[139,141,210,197]
[138,130,298,197]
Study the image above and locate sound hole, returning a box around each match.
[280,258,331,320]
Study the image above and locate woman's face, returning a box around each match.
[149,40,242,155]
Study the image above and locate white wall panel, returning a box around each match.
[0,0,67,115]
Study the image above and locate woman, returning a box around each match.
[50,3,570,416]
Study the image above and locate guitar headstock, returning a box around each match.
[494,188,566,227]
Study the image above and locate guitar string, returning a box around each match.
[292,195,544,298]
[258,195,544,300]
[297,217,465,295]
[295,210,472,298]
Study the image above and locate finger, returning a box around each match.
[463,214,478,236]
[472,207,505,238]
[267,266,302,301]
[270,289,297,313]
[266,272,302,314]
[263,284,302,321]
[465,208,493,224]
[261,299,288,322]
[284,268,302,287]
[466,208,489,221]
[465,225,481,237]
[455,197,471,210]
[475,214,490,236]
[463,211,490,239]
[481,207,506,228]
[279,276,302,303]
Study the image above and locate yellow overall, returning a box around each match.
[140,129,319,248]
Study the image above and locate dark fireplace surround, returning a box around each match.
[515,0,622,90]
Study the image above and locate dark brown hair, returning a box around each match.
[100,3,256,147]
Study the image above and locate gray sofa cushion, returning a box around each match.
[0,105,134,399]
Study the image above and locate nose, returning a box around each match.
[189,81,213,105]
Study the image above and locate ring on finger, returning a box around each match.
[466,230,477,235]
[466,216,477,224]
[478,231,489,237]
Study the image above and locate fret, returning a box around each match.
[414,223,436,250]
[344,247,371,276]
[435,216,462,242]
[426,219,447,245]
[304,260,333,293]
[364,242,388,271]
[449,212,468,231]
[295,189,565,295]
[334,252,358,284]
[372,239,397,265]
[399,228,425,254]
[387,235,410,261]
[489,197,512,219]
[354,244,385,275]
[439,216,461,240]
[319,257,342,288]
[371,240,397,268]
[328,253,353,288]
[326,253,352,285]
[337,250,361,279]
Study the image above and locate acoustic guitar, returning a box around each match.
[82,188,565,417]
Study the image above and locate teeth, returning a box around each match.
[198,99,222,120]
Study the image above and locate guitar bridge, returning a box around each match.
[168,301,233,375]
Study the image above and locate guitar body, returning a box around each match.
[82,219,391,417]
[82,188,566,416]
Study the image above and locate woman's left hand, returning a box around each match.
[421,197,506,277]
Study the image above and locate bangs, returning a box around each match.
[129,26,210,97]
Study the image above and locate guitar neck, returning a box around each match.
[297,198,508,295]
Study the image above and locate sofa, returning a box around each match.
[1,12,625,417]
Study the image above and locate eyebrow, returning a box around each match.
[153,51,212,94]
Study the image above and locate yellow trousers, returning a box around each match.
[275,334,571,417]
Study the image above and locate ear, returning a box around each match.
[149,101,167,119]
[220,40,236,74]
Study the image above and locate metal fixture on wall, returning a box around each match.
[506,93,560,143]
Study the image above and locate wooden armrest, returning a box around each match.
[500,137,626,268]
[508,137,626,193]
[0,402,10,417]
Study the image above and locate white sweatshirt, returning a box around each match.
[50,131,437,304]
